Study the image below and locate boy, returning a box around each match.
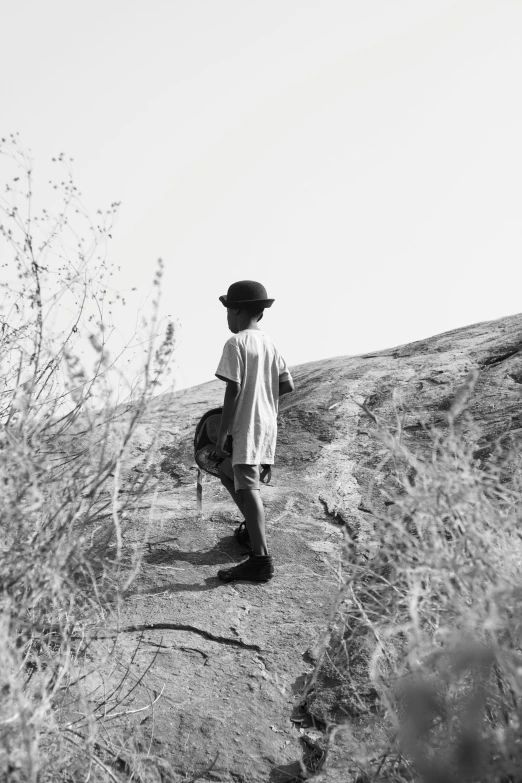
[213,280,294,583]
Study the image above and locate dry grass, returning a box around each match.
[0,136,176,781]
[308,372,522,782]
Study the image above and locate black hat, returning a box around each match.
[219,280,274,308]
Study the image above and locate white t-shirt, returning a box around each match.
[215,329,291,466]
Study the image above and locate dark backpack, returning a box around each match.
[194,407,272,510]
[194,407,231,478]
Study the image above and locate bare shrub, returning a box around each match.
[0,135,175,781]
[308,374,522,782]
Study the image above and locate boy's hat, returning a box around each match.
[219,280,274,308]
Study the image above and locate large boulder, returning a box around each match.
[104,312,521,781]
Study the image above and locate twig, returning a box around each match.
[62,733,121,783]
[100,684,165,720]
[185,752,220,783]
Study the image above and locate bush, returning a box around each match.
[0,136,175,781]
[308,372,522,782]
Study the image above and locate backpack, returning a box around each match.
[194,407,230,478]
[194,407,272,511]
[194,406,228,512]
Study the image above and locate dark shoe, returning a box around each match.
[218,554,274,583]
[234,521,251,548]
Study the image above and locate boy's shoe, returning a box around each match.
[218,554,274,583]
[234,521,251,548]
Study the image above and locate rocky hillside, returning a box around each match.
[102,312,521,782]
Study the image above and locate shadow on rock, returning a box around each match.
[143,538,245,567]
[268,759,305,783]
[125,576,231,597]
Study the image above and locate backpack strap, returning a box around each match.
[196,467,203,512]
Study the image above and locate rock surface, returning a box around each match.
[100,313,521,781]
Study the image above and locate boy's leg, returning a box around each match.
[218,459,245,517]
[217,464,274,583]
[240,488,268,556]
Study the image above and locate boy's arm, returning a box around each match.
[215,380,240,457]
[279,372,294,397]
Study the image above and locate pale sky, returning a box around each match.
[2,0,521,391]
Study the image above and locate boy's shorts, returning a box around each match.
[219,458,260,492]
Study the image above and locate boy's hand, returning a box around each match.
[214,433,230,459]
